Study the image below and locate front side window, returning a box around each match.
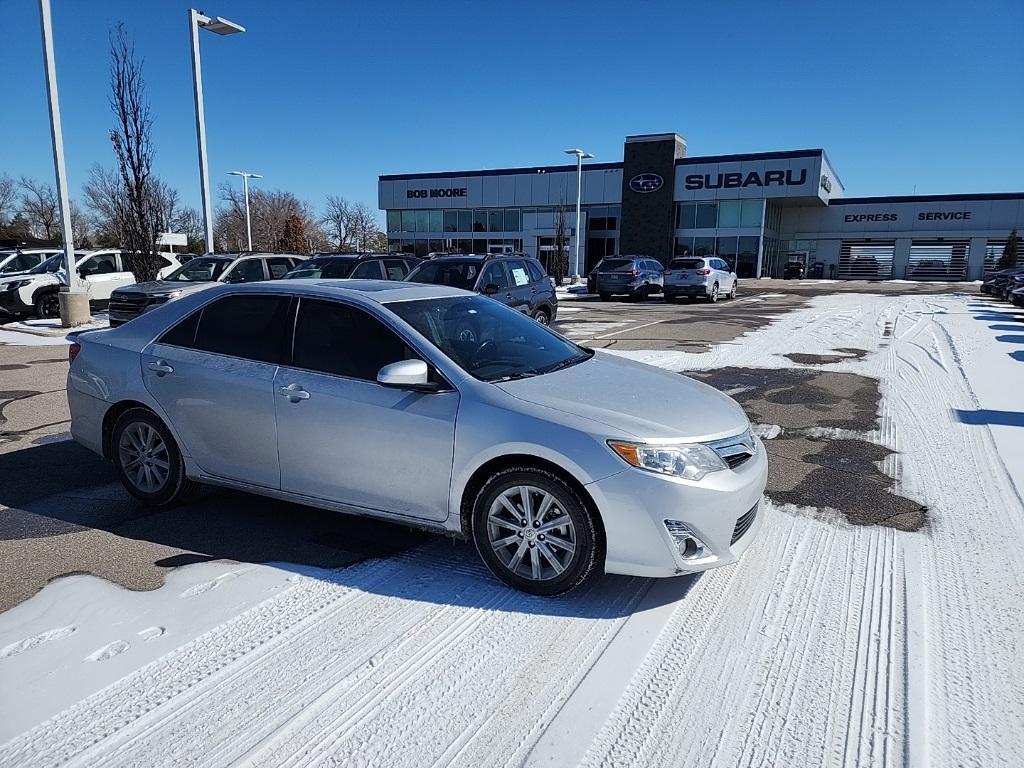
[480,262,509,290]
[387,295,590,383]
[0,253,36,273]
[79,253,118,276]
[161,294,291,364]
[292,299,412,380]
[223,259,265,284]
[165,257,231,283]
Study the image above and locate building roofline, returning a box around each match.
[675,148,824,166]
[832,192,1024,204]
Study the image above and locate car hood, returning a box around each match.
[112,280,213,296]
[0,272,53,286]
[495,351,749,441]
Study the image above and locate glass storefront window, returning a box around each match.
[472,238,487,253]
[488,210,504,232]
[737,236,760,278]
[504,208,521,232]
[740,200,763,228]
[716,236,738,263]
[473,210,487,232]
[414,240,428,257]
[415,210,429,232]
[458,210,473,232]
[457,239,472,254]
[717,201,741,228]
[606,206,620,231]
[387,211,401,232]
[693,236,715,256]
[401,211,415,232]
[674,237,693,256]
[695,203,717,229]
[443,210,458,232]
[428,210,443,233]
[677,204,696,229]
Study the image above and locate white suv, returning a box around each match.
[663,256,738,302]
[0,248,63,277]
[0,250,181,320]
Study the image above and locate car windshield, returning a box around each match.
[164,257,231,282]
[284,258,356,279]
[598,258,633,271]
[670,259,703,269]
[405,261,481,290]
[387,295,592,382]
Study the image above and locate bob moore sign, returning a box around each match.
[407,187,468,199]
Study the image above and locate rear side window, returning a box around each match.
[164,294,291,364]
[350,260,384,279]
[506,260,531,287]
[291,299,412,380]
[480,262,510,290]
[383,259,410,280]
[525,260,546,283]
[224,259,265,284]
[265,258,295,279]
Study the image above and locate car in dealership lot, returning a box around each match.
[406,253,557,324]
[283,253,420,281]
[1002,272,1024,303]
[663,256,737,302]
[987,266,1024,300]
[783,259,806,280]
[67,280,766,595]
[592,256,664,301]
[0,247,63,277]
[1009,283,1024,307]
[0,249,181,319]
[108,252,305,326]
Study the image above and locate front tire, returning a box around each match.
[34,292,60,319]
[112,408,194,506]
[471,468,602,596]
[707,282,720,303]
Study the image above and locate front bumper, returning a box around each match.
[587,437,768,577]
[0,288,33,316]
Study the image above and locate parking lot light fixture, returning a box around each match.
[189,9,245,254]
[227,171,262,252]
[564,148,593,282]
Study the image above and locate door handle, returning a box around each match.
[505,292,513,299]
[279,384,311,401]
[147,360,174,376]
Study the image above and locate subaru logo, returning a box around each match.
[629,173,664,194]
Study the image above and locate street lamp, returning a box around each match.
[189,9,244,254]
[564,148,593,282]
[227,170,262,251]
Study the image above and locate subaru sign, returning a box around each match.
[629,173,664,194]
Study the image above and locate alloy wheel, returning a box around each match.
[38,294,60,318]
[710,283,719,302]
[486,485,577,581]
[118,422,170,493]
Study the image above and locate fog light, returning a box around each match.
[663,520,712,561]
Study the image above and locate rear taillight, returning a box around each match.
[632,268,641,277]
[698,268,711,275]
[68,342,81,364]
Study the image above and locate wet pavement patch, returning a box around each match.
[687,367,927,531]
[783,348,869,365]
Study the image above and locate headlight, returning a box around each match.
[150,291,181,304]
[608,440,727,481]
[3,280,30,291]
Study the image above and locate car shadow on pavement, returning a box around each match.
[0,440,684,617]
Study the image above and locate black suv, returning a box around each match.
[283,253,420,281]
[406,254,558,324]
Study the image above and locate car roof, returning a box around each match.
[214,278,472,304]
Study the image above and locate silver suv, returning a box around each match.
[663,256,738,302]
[68,281,766,595]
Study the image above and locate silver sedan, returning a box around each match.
[67,280,767,595]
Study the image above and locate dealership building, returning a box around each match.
[379,132,1023,281]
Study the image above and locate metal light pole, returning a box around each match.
[189,10,245,254]
[227,171,262,251]
[564,148,593,282]
[38,0,88,326]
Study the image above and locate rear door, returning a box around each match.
[505,259,534,312]
[274,298,458,520]
[141,293,291,488]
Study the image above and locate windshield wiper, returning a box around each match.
[490,371,538,383]
[538,351,593,375]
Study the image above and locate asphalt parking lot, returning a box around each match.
[0,279,967,611]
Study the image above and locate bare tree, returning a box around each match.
[216,185,324,252]
[18,176,62,240]
[82,164,125,246]
[69,200,92,248]
[320,196,380,251]
[552,205,569,286]
[0,174,16,227]
[108,24,164,281]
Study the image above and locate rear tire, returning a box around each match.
[111,408,194,506]
[34,291,60,319]
[728,280,738,299]
[599,293,612,302]
[471,467,602,596]
[532,307,550,325]
[707,282,720,303]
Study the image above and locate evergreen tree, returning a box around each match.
[999,228,1019,269]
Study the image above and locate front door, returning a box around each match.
[274,298,458,521]
[142,293,291,488]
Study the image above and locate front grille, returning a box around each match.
[731,504,758,544]
[109,294,153,321]
[706,429,756,470]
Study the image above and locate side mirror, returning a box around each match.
[482,283,500,295]
[376,359,439,391]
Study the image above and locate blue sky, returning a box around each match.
[3,0,1023,222]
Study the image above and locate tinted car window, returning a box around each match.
[670,259,703,269]
[407,261,481,289]
[165,257,232,282]
[0,253,37,273]
[292,299,412,380]
[350,260,383,279]
[383,259,410,280]
[598,258,632,271]
[506,260,531,287]
[224,259,265,283]
[525,260,546,283]
[188,294,291,363]
[481,262,509,290]
[159,309,201,348]
[265,258,295,279]
[79,253,118,276]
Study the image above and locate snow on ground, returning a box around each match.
[1,292,1022,767]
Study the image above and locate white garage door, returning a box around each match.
[838,240,895,280]
[907,240,969,281]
